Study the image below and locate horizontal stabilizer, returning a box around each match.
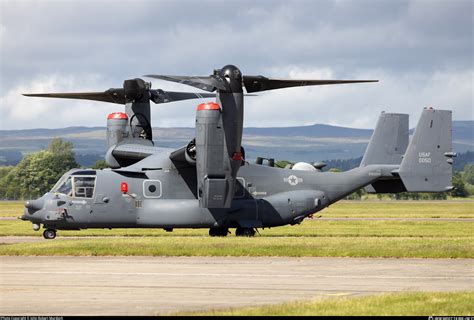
[364,179,407,194]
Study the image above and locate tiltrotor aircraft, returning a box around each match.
[21,65,455,239]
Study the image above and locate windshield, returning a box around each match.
[56,177,73,196]
[50,174,68,193]
[53,175,96,198]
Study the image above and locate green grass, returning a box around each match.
[1,219,473,238]
[177,291,474,316]
[0,236,472,258]
[0,201,24,217]
[323,200,474,218]
[1,200,473,258]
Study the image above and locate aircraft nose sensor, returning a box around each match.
[25,199,44,212]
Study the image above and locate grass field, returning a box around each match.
[1,200,473,258]
[2,218,473,238]
[177,291,474,316]
[322,200,474,218]
[0,236,472,258]
[0,201,24,217]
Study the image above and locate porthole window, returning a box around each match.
[143,180,162,198]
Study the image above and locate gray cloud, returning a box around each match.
[0,0,472,130]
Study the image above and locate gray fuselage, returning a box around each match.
[22,151,394,231]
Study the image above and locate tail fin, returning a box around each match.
[360,112,409,193]
[360,112,409,166]
[398,108,454,192]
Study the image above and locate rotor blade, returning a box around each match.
[144,75,226,92]
[154,91,216,103]
[242,76,378,93]
[23,89,216,105]
[23,88,126,104]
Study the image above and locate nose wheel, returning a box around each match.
[43,229,56,239]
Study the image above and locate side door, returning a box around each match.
[91,173,136,226]
[65,175,96,225]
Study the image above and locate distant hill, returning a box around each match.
[244,124,373,138]
[0,121,472,166]
[0,126,104,138]
[2,120,471,141]
[451,121,474,142]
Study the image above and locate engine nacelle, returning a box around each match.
[195,102,232,208]
[184,139,197,165]
[168,139,197,167]
[106,112,128,149]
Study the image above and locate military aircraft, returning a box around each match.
[20,65,455,239]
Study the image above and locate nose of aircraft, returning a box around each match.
[20,194,63,236]
[25,198,44,211]
[21,197,45,222]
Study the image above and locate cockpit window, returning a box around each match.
[56,177,73,196]
[53,175,96,198]
[73,176,95,198]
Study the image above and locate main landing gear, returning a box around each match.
[209,228,229,237]
[208,227,256,237]
[235,227,255,237]
[43,229,56,239]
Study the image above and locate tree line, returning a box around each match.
[0,138,104,200]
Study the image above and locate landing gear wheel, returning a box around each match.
[43,229,56,239]
[235,227,255,237]
[209,228,229,237]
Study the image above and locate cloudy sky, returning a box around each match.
[0,0,472,130]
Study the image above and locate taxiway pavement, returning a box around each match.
[1,256,472,315]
